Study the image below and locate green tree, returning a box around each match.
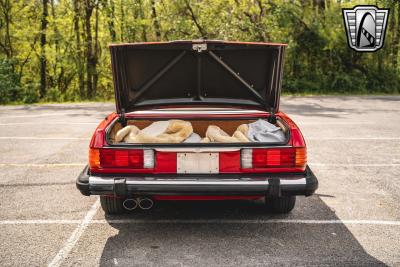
[0,0,398,104]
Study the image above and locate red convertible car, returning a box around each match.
[76,40,318,214]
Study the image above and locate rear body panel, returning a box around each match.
[77,108,317,198]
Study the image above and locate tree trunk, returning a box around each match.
[184,0,206,38]
[40,0,48,98]
[392,4,400,71]
[0,0,13,60]
[84,0,94,98]
[73,0,85,98]
[138,0,147,41]
[107,0,117,42]
[150,0,161,41]
[120,0,125,41]
[50,0,63,92]
[93,2,100,97]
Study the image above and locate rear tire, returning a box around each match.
[265,196,296,214]
[100,196,125,214]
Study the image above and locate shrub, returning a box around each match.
[0,59,22,104]
[22,82,40,103]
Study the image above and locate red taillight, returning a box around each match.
[100,149,143,168]
[242,147,307,171]
[90,149,154,170]
[253,148,296,168]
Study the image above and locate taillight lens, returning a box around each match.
[241,147,307,170]
[101,149,143,168]
[89,149,154,170]
[89,148,100,169]
[295,147,307,168]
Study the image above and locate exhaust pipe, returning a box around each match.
[138,197,154,210]
[123,198,138,211]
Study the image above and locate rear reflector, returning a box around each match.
[241,147,306,170]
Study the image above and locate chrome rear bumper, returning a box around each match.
[76,165,318,197]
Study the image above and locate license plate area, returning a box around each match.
[177,153,219,174]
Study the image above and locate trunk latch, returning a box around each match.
[193,43,207,53]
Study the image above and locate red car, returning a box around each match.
[76,40,318,214]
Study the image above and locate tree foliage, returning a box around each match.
[0,0,399,104]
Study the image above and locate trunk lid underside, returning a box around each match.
[109,40,286,113]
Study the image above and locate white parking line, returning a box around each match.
[307,137,400,140]
[0,113,91,118]
[47,199,100,267]
[0,163,86,167]
[299,122,375,125]
[0,219,400,226]
[0,137,90,140]
[0,220,83,224]
[309,163,400,167]
[0,122,97,126]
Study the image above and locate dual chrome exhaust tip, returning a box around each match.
[122,198,138,210]
[123,197,154,211]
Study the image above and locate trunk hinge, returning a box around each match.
[119,108,127,127]
[268,108,277,124]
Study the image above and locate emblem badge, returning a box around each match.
[342,5,389,52]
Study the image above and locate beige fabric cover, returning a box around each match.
[140,121,169,136]
[201,137,211,143]
[115,120,257,144]
[115,120,193,143]
[205,124,249,143]
[115,125,140,143]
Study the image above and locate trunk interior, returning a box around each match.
[107,117,289,145]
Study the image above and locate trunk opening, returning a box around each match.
[106,116,290,146]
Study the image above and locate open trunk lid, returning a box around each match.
[109,40,287,114]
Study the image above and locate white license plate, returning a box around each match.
[177,153,219,174]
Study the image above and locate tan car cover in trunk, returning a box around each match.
[115,120,194,143]
[201,125,249,143]
[115,120,251,143]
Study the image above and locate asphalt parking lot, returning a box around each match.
[0,96,399,266]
